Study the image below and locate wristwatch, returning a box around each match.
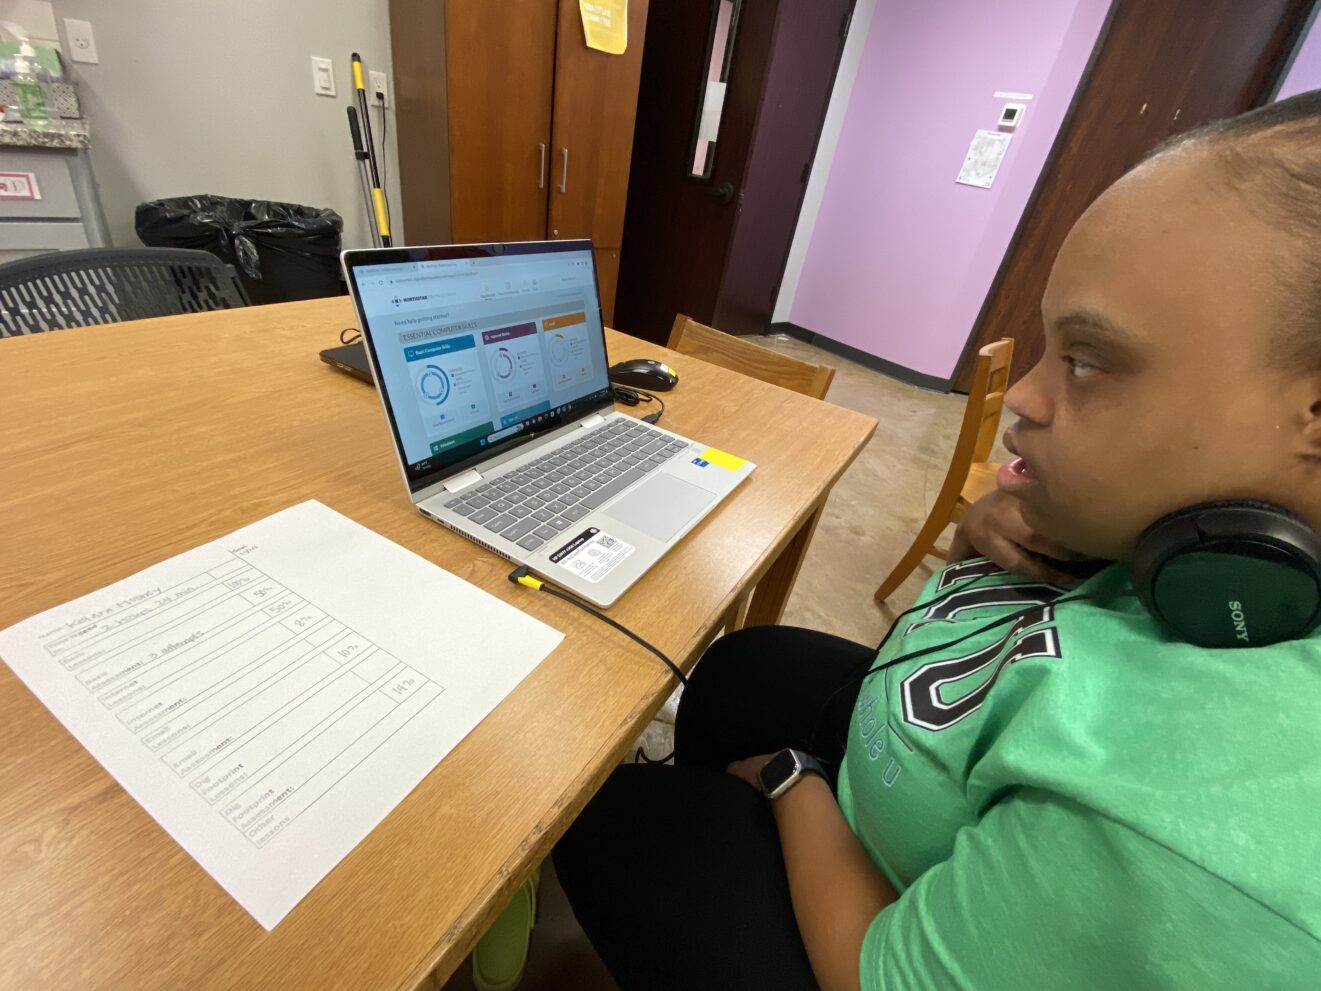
[758,748,828,799]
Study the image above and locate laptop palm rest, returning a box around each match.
[602,474,717,543]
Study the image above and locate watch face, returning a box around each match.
[759,749,799,793]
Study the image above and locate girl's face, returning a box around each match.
[998,146,1321,561]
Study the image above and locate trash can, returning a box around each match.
[135,196,344,305]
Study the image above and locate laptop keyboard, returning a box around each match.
[441,419,693,553]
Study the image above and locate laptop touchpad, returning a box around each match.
[602,474,717,543]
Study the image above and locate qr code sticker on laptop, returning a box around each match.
[551,529,634,583]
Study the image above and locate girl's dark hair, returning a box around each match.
[1145,89,1321,370]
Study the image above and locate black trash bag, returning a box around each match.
[135,196,345,305]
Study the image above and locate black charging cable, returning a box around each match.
[611,384,665,424]
[809,585,1136,749]
[340,327,362,345]
[860,588,1129,681]
[508,566,687,687]
[801,572,988,745]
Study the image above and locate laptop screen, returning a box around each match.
[345,242,613,492]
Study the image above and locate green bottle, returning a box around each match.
[12,42,48,123]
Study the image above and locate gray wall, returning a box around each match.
[43,0,403,249]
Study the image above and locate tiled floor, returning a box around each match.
[439,333,1009,991]
[760,333,1012,642]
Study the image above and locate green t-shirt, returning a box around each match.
[837,557,1321,989]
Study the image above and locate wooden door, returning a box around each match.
[548,0,650,248]
[713,0,853,336]
[595,247,621,325]
[389,0,453,244]
[613,0,853,344]
[548,0,650,324]
[613,0,779,344]
[445,0,557,243]
[952,0,1313,392]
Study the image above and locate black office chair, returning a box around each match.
[0,247,249,337]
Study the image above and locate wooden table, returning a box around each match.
[0,297,875,989]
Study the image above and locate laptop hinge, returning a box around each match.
[579,413,606,431]
[442,468,483,494]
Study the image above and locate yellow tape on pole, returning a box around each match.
[352,58,365,91]
[371,188,391,237]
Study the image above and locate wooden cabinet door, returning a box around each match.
[445,0,557,243]
[547,0,649,248]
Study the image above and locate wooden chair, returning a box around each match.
[874,338,1014,602]
[667,315,835,633]
[667,314,835,399]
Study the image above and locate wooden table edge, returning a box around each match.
[399,407,879,989]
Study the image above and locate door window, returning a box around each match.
[689,0,742,178]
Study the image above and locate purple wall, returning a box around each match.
[788,0,1112,382]
[1277,9,1321,99]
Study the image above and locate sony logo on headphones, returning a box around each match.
[1228,601,1251,644]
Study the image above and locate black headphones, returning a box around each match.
[1131,501,1321,648]
[806,501,1321,745]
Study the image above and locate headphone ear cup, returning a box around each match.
[1131,502,1321,648]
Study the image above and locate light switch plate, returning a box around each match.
[311,56,336,97]
[369,70,388,106]
[64,18,99,64]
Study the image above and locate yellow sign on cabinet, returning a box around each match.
[580,0,628,54]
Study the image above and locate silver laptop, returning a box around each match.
[342,240,755,607]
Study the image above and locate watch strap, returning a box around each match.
[761,748,827,799]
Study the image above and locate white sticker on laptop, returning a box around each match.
[550,527,634,584]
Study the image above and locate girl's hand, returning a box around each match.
[949,489,1090,585]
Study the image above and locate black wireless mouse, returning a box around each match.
[608,358,679,392]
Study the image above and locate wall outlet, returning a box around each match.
[64,18,99,64]
[369,70,388,106]
[311,56,336,97]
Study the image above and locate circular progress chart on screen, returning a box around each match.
[417,364,452,406]
[491,347,515,382]
[549,333,569,366]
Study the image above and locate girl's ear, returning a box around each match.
[1302,379,1321,465]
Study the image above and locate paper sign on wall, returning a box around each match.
[956,130,1013,189]
[580,0,628,54]
[0,171,40,200]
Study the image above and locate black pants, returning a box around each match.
[553,627,875,991]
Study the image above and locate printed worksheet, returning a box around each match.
[0,501,562,929]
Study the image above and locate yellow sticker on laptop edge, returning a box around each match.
[697,447,746,471]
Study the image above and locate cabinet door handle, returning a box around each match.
[538,144,547,189]
[560,147,569,193]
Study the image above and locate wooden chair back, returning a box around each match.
[969,338,1013,464]
[936,338,1014,516]
[872,338,1014,602]
[666,315,835,400]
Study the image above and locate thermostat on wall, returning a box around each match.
[999,103,1026,129]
